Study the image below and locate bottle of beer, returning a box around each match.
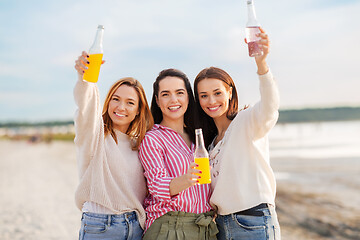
[194,129,211,184]
[245,0,263,57]
[83,25,104,83]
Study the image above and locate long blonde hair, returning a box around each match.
[102,77,153,150]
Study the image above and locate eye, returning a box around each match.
[215,91,222,96]
[112,97,119,101]
[161,93,169,97]
[200,94,207,99]
[177,91,185,95]
[127,101,135,105]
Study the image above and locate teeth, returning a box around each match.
[169,106,180,110]
[209,106,219,111]
[114,112,125,117]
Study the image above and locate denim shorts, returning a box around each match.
[216,204,281,240]
[79,211,143,240]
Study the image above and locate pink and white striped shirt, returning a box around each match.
[139,124,213,231]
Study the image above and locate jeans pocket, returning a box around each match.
[84,221,108,234]
[82,214,108,234]
[234,214,266,230]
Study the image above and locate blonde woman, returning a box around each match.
[74,51,153,240]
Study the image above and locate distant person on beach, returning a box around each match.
[138,69,218,239]
[193,28,281,239]
[73,51,153,240]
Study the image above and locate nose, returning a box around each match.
[116,101,126,110]
[208,95,216,104]
[170,94,178,103]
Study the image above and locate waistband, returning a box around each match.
[234,203,271,217]
[82,211,137,220]
[164,211,215,220]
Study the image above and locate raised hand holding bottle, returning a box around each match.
[83,25,104,83]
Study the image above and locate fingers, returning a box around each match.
[74,51,90,75]
[188,166,201,176]
[186,162,201,185]
[82,51,89,58]
[256,29,270,54]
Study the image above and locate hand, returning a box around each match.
[255,27,270,75]
[244,27,270,75]
[169,162,201,196]
[185,162,202,186]
[254,27,270,65]
[74,51,105,77]
[74,51,89,76]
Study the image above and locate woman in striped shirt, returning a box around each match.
[139,69,218,240]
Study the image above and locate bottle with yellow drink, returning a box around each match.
[194,128,211,184]
[83,25,104,83]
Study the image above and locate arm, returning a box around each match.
[247,29,280,139]
[169,162,199,196]
[139,134,200,200]
[73,51,102,169]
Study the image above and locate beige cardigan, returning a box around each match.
[73,76,147,228]
[209,70,280,215]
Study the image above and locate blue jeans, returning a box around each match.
[79,211,143,240]
[216,204,281,240]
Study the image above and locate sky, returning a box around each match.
[0,0,360,122]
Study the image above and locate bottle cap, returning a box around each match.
[195,129,203,134]
[97,25,104,29]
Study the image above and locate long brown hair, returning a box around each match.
[102,77,154,150]
[194,67,247,147]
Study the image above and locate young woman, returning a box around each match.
[138,69,218,240]
[194,29,281,239]
[73,51,153,240]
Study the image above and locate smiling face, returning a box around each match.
[156,76,189,123]
[108,84,139,133]
[197,78,232,121]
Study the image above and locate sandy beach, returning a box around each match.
[0,136,359,239]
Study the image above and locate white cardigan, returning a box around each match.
[209,70,280,215]
[73,76,147,228]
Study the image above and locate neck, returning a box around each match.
[160,117,185,134]
[213,114,232,137]
[114,125,129,134]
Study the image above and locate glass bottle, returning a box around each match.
[194,129,211,184]
[83,25,104,83]
[245,0,263,57]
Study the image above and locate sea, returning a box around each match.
[268,120,360,208]
[269,120,360,159]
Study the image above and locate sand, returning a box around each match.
[0,139,359,239]
[0,140,80,239]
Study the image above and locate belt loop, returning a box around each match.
[107,215,111,227]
